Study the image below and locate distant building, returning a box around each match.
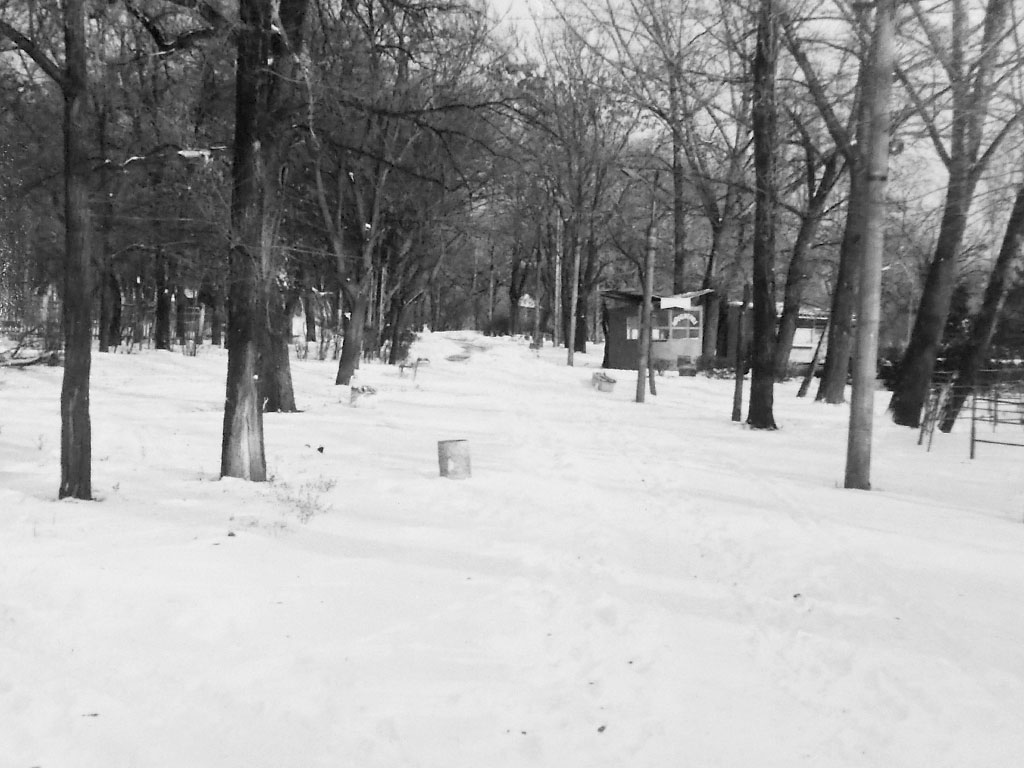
[601,290,711,370]
[603,290,829,372]
[786,307,829,366]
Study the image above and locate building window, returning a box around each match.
[628,308,701,341]
[670,309,700,339]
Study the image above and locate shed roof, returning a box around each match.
[602,289,713,307]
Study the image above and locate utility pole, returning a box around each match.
[845,0,896,489]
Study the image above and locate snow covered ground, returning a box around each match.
[2,331,1023,768]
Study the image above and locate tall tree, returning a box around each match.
[772,108,844,379]
[889,0,1017,426]
[222,0,309,479]
[1,0,94,499]
[580,0,703,293]
[747,0,779,430]
[938,175,1024,431]
[781,5,872,404]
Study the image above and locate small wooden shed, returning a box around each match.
[601,289,711,371]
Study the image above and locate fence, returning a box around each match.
[969,369,1024,459]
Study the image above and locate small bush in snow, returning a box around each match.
[274,477,337,523]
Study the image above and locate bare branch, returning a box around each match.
[894,66,954,167]
[0,20,67,90]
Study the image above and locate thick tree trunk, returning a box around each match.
[154,251,171,350]
[221,0,271,481]
[221,259,265,479]
[747,0,779,430]
[261,287,298,413]
[304,291,318,342]
[98,268,121,352]
[337,288,368,385]
[939,178,1024,431]
[573,296,588,354]
[58,0,92,500]
[888,0,1011,427]
[889,172,972,426]
[221,0,307,478]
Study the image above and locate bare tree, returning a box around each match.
[773,107,845,379]
[221,0,309,479]
[1,0,94,498]
[780,4,872,404]
[747,0,779,430]
[938,174,1024,430]
[889,0,1018,427]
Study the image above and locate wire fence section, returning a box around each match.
[969,369,1024,459]
[918,368,1024,457]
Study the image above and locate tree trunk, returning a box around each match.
[816,169,866,403]
[533,246,543,344]
[174,286,188,346]
[670,75,688,293]
[304,290,318,342]
[747,0,779,430]
[154,251,171,350]
[574,294,588,354]
[337,286,368,385]
[702,292,721,365]
[773,216,819,380]
[221,0,271,481]
[210,289,224,347]
[939,177,1024,431]
[58,0,93,500]
[553,219,563,348]
[845,0,896,490]
[567,238,582,365]
[732,288,750,421]
[637,190,658,403]
[889,171,973,426]
[221,0,307,478]
[221,262,265,480]
[888,0,1011,427]
[261,286,298,413]
[774,153,840,379]
[98,268,121,352]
